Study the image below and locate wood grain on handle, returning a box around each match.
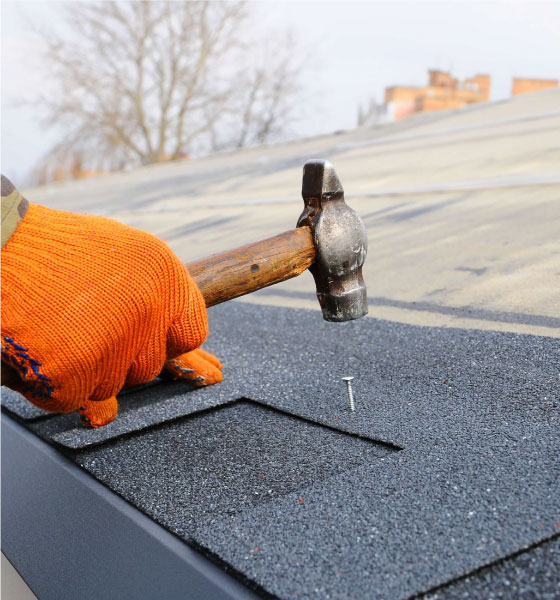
[186,226,315,307]
[0,227,315,387]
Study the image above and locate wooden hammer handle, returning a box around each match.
[1,227,315,387]
[186,226,315,307]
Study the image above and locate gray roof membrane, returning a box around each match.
[2,302,559,598]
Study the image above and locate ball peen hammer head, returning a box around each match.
[297,159,368,322]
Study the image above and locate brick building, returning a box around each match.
[512,78,558,96]
[384,70,490,120]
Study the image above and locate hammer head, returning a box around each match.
[297,160,368,322]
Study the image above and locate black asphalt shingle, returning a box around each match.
[3,302,558,598]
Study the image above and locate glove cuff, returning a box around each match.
[1,175,29,250]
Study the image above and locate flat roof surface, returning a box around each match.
[24,87,560,338]
[3,89,560,598]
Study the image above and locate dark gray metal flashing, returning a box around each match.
[1,415,260,600]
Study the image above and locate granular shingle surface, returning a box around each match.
[75,401,396,534]
[2,302,559,599]
[423,535,560,599]
[2,388,50,420]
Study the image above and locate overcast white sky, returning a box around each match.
[2,0,559,184]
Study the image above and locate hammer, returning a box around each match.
[1,160,367,388]
[188,159,368,321]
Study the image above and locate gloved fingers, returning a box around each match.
[191,347,224,369]
[162,348,223,387]
[77,396,118,428]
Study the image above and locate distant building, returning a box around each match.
[512,78,558,97]
[383,70,490,121]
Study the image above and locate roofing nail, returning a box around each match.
[342,376,355,411]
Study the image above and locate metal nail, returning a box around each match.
[342,376,355,411]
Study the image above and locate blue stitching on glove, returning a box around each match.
[2,336,54,398]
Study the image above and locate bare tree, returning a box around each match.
[203,32,305,151]
[357,98,384,127]
[32,1,306,180]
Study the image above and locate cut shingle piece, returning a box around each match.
[50,379,246,449]
[74,400,398,534]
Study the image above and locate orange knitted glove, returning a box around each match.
[1,202,222,427]
[162,348,224,386]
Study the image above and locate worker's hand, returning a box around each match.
[1,194,222,428]
[162,348,224,386]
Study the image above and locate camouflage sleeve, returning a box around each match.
[1,175,29,250]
